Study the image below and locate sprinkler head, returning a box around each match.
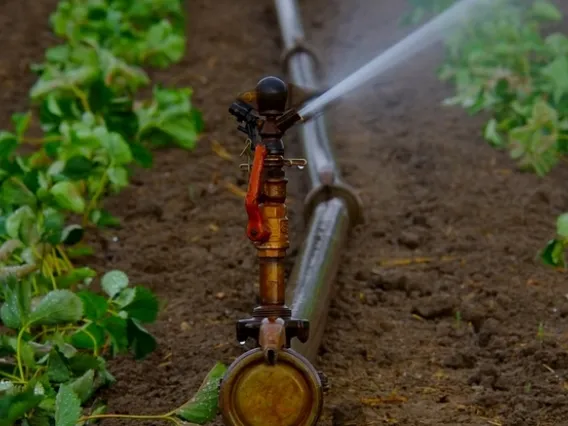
[256,76,288,116]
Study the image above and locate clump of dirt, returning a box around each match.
[1,0,567,425]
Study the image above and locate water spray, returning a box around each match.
[299,0,493,117]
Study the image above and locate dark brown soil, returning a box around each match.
[2,0,568,425]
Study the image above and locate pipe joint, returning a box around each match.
[280,37,323,78]
[303,179,364,228]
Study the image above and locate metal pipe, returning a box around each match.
[274,0,363,364]
[274,0,338,189]
[286,198,350,362]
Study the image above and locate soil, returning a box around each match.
[1,0,568,425]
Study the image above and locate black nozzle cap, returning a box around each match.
[256,76,287,115]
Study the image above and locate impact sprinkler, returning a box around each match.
[218,76,324,426]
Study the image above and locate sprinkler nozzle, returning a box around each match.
[276,108,304,133]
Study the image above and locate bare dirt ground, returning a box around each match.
[1,0,568,425]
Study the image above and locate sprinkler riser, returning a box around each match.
[220,76,323,426]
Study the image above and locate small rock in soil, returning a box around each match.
[460,301,487,332]
[412,295,457,319]
[372,229,386,238]
[472,390,501,408]
[477,317,501,347]
[493,374,513,391]
[354,270,369,282]
[369,271,407,292]
[412,215,430,227]
[467,363,499,387]
[442,350,477,369]
[360,289,381,306]
[398,230,421,249]
[331,402,364,426]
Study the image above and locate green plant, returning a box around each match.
[540,213,568,267]
[403,0,567,268]
[49,0,186,68]
[0,357,226,426]
[0,0,214,424]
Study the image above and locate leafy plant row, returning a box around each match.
[402,0,568,268]
[0,0,224,425]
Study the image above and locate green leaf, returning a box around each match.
[540,239,566,268]
[54,384,81,426]
[126,318,157,360]
[26,409,52,426]
[0,277,31,329]
[136,87,201,150]
[120,286,159,323]
[50,181,86,213]
[56,267,97,289]
[11,112,32,141]
[130,142,153,168]
[101,270,129,298]
[61,225,84,246]
[142,20,185,68]
[66,245,95,258]
[29,289,84,326]
[0,131,18,159]
[42,208,65,245]
[48,349,71,383]
[0,387,43,426]
[531,0,562,21]
[89,209,120,227]
[545,33,568,55]
[106,166,128,189]
[102,316,129,355]
[1,178,37,208]
[483,118,503,147]
[63,156,93,180]
[175,362,227,424]
[70,323,105,351]
[105,133,132,165]
[69,369,95,403]
[541,56,568,103]
[30,66,100,101]
[557,213,568,239]
[78,291,108,321]
[5,205,39,246]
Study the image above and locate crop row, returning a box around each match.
[402,0,568,268]
[0,1,223,425]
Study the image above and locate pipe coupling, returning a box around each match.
[303,176,364,227]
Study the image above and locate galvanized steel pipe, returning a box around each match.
[274,0,363,363]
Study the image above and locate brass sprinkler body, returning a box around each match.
[219,76,323,426]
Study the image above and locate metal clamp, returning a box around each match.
[280,37,323,79]
[303,179,365,228]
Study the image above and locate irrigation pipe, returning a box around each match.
[274,0,364,363]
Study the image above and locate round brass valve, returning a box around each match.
[219,348,323,426]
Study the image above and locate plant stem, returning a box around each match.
[83,172,109,226]
[22,136,62,144]
[16,326,27,381]
[0,370,25,383]
[71,85,92,113]
[56,245,74,270]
